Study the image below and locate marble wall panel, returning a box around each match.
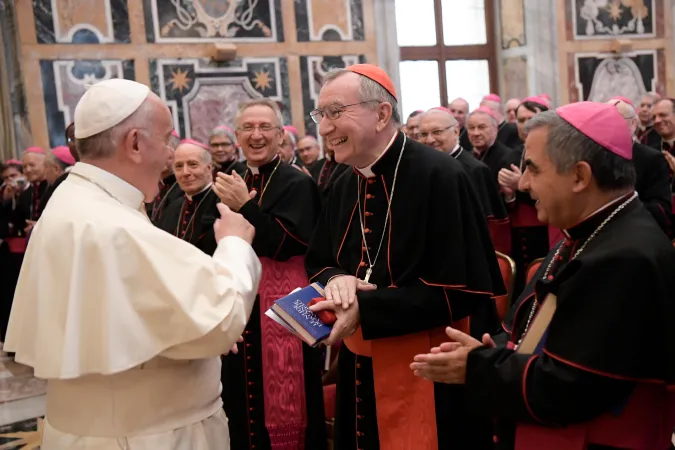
[572,0,655,40]
[300,54,365,138]
[500,0,526,48]
[295,0,365,42]
[40,59,135,147]
[150,58,290,143]
[33,0,130,43]
[573,51,656,104]
[143,0,283,43]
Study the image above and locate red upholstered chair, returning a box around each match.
[525,258,545,285]
[494,251,516,322]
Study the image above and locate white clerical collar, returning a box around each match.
[70,162,145,209]
[185,182,212,201]
[355,131,399,178]
[665,138,675,147]
[248,156,278,175]
[449,144,461,157]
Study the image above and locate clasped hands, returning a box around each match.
[309,275,376,346]
[213,171,257,211]
[409,327,496,384]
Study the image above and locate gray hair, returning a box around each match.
[176,141,213,164]
[284,129,297,149]
[468,109,498,127]
[44,150,69,172]
[77,99,153,159]
[234,98,284,128]
[419,108,458,127]
[209,126,237,144]
[524,110,635,191]
[323,69,401,126]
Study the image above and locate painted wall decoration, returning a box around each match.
[502,56,529,100]
[500,0,526,48]
[143,0,283,43]
[33,0,130,44]
[574,51,655,105]
[295,0,365,42]
[40,59,135,147]
[300,54,365,138]
[150,57,290,143]
[572,0,654,39]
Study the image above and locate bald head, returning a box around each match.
[418,109,459,153]
[505,98,520,123]
[449,98,469,128]
[606,99,638,136]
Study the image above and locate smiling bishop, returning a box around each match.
[305,64,506,450]
[213,98,326,450]
[411,102,675,450]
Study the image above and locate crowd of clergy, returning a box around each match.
[1,63,675,450]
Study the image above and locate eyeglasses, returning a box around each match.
[237,124,279,134]
[418,126,454,139]
[310,100,379,124]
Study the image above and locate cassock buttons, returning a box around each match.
[546,275,554,280]
[364,228,371,234]
[365,211,373,217]
[359,261,367,267]
[367,179,375,185]
[356,380,361,385]
[356,363,361,369]
[366,194,374,200]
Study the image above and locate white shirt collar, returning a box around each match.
[248,155,278,175]
[355,131,399,179]
[70,162,145,210]
[185,182,212,201]
[449,144,461,156]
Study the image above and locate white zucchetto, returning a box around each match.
[74,78,150,139]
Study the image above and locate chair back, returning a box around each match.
[525,258,545,285]
[494,251,516,321]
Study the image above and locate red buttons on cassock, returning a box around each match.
[367,179,375,184]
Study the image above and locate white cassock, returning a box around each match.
[4,162,261,449]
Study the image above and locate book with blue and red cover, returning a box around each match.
[265,282,336,347]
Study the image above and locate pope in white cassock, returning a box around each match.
[4,78,262,449]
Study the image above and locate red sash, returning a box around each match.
[258,256,308,450]
[344,317,471,450]
[515,384,675,450]
[5,237,27,254]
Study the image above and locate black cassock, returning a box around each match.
[146,173,182,224]
[221,157,326,450]
[465,195,675,450]
[477,140,520,182]
[155,186,219,255]
[632,141,672,235]
[38,171,69,215]
[459,126,472,150]
[309,158,349,194]
[638,125,662,149]
[0,180,47,341]
[497,122,522,149]
[213,159,247,179]
[452,146,507,220]
[305,132,505,450]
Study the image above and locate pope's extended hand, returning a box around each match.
[213,203,255,244]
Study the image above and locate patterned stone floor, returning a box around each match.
[0,345,45,449]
